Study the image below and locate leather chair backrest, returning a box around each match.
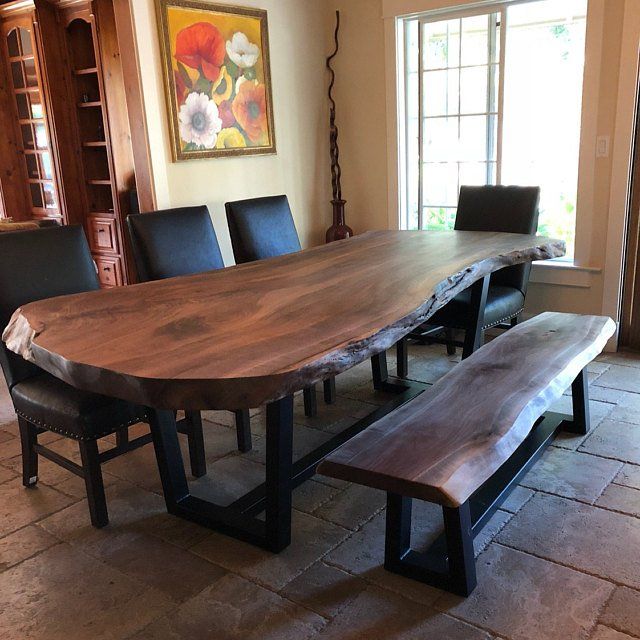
[454,185,541,293]
[0,225,99,391]
[225,195,301,264]
[127,206,224,282]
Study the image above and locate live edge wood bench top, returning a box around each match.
[318,312,616,508]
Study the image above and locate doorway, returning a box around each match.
[620,55,640,350]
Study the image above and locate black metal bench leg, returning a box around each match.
[234,409,252,452]
[397,339,409,378]
[185,411,207,478]
[563,367,590,435]
[18,416,38,487]
[265,395,294,552]
[371,351,389,390]
[384,494,477,596]
[462,276,490,360]
[385,493,412,563]
[323,378,336,405]
[303,385,318,417]
[443,501,477,596]
[78,439,108,528]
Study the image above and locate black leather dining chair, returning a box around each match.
[225,195,337,412]
[0,226,207,528]
[404,185,541,368]
[127,205,253,452]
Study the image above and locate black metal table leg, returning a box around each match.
[148,409,191,507]
[147,380,426,552]
[185,410,207,478]
[462,275,490,360]
[265,396,294,551]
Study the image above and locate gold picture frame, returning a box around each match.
[156,0,276,161]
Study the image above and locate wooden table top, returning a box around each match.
[3,230,565,410]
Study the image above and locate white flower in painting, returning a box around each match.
[235,75,258,94]
[178,92,222,149]
[226,32,260,69]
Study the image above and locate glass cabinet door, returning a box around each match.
[5,24,59,218]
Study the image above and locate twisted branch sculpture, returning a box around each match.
[327,11,342,202]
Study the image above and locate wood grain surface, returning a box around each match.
[318,312,615,507]
[3,230,565,410]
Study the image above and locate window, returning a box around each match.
[401,0,588,258]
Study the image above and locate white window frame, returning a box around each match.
[404,5,507,231]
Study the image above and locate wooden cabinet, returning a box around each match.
[0,0,148,287]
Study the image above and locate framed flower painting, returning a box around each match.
[156,0,276,161]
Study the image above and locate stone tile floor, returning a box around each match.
[0,342,639,639]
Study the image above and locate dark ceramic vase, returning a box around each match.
[326,199,353,243]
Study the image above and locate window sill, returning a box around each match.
[530,260,602,288]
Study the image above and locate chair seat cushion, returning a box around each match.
[11,373,146,441]
[429,285,525,330]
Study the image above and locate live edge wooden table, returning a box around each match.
[3,230,565,552]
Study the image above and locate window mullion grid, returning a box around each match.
[457,18,462,209]
[496,7,507,184]
[417,21,424,230]
[486,13,496,184]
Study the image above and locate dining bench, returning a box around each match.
[318,312,616,596]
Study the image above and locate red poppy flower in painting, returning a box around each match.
[174,69,188,106]
[232,82,268,144]
[175,22,225,83]
[218,99,236,129]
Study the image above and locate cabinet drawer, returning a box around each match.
[88,217,118,253]
[95,256,123,288]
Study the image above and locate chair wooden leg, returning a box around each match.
[234,409,252,452]
[17,416,38,487]
[303,385,318,417]
[397,338,409,378]
[116,428,129,450]
[510,315,519,328]
[323,378,336,405]
[78,440,108,528]
[371,352,389,390]
[185,410,207,478]
[445,329,457,356]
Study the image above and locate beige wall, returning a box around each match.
[131,0,332,264]
[327,0,389,233]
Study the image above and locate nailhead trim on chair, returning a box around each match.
[15,410,148,442]
[481,308,524,331]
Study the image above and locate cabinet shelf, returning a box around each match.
[82,141,107,148]
[77,101,102,109]
[86,179,111,186]
[74,67,98,76]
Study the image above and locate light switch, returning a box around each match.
[596,135,610,158]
